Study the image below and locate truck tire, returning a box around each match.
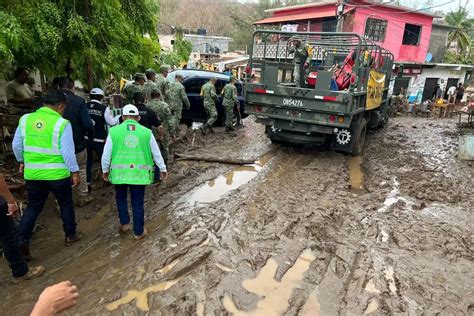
[352,117,367,155]
[265,126,280,144]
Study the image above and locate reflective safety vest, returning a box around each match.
[20,107,70,180]
[109,119,154,185]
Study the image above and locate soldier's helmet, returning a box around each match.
[150,88,161,98]
[145,68,156,78]
[134,73,146,81]
[159,65,171,73]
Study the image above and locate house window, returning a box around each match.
[364,18,387,42]
[402,23,422,45]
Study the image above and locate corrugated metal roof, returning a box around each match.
[255,7,353,25]
[264,0,438,18]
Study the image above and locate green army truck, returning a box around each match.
[244,31,394,155]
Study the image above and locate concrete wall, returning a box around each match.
[428,24,450,63]
[400,66,467,102]
[184,34,232,54]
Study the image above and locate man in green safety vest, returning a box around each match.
[101,104,168,240]
[12,90,82,260]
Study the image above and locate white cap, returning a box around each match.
[90,88,104,96]
[122,104,139,116]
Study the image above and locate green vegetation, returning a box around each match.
[0,0,160,89]
[157,30,193,67]
[444,4,473,64]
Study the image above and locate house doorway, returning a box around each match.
[422,77,439,101]
[393,77,410,95]
[444,78,459,99]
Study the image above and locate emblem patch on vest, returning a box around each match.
[127,124,136,131]
[33,119,45,131]
[124,134,139,148]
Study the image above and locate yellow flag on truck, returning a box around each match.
[366,70,385,110]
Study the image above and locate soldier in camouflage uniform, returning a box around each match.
[143,68,158,102]
[222,76,240,132]
[288,39,310,87]
[200,77,218,134]
[122,73,145,104]
[168,74,190,136]
[147,88,173,162]
[156,65,170,103]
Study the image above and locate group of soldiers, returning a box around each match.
[121,65,190,162]
[121,65,242,160]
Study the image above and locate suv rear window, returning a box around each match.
[184,78,207,94]
[215,80,227,95]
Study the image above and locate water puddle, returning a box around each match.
[384,266,397,295]
[215,262,235,272]
[348,156,364,191]
[184,153,274,206]
[377,177,413,212]
[223,248,316,315]
[196,302,205,316]
[364,298,379,314]
[364,279,380,294]
[301,291,321,315]
[157,259,180,274]
[105,279,180,312]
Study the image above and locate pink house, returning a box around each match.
[254,0,435,63]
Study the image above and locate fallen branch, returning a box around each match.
[174,153,255,165]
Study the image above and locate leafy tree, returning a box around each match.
[156,30,192,67]
[0,0,160,90]
[445,3,474,61]
[174,31,192,63]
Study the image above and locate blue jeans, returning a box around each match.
[114,184,146,235]
[86,140,105,185]
[20,177,77,244]
[0,197,29,277]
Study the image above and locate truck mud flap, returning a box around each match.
[331,117,367,155]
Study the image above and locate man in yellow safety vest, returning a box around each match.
[101,104,168,240]
[12,90,82,260]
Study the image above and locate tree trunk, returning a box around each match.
[86,58,94,91]
[174,153,255,165]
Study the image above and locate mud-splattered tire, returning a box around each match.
[351,117,367,156]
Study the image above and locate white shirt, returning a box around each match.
[448,86,456,95]
[101,132,167,173]
[90,100,119,126]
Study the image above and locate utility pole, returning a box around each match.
[336,0,347,32]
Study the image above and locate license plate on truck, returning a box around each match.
[282,98,304,107]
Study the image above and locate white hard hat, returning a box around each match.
[122,104,139,116]
[90,88,104,96]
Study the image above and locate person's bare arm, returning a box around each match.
[0,175,15,204]
[31,281,79,316]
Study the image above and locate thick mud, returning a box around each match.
[0,117,472,315]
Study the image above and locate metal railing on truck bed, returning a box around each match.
[248,31,393,94]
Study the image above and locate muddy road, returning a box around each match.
[0,117,472,315]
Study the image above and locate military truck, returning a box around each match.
[244,31,394,155]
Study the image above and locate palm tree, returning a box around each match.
[445,1,474,59]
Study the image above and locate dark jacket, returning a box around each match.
[63,90,93,153]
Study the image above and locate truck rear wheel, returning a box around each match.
[352,117,367,155]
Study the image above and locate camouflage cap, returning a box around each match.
[151,87,161,95]
[145,68,156,76]
[159,64,170,72]
[134,73,146,81]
